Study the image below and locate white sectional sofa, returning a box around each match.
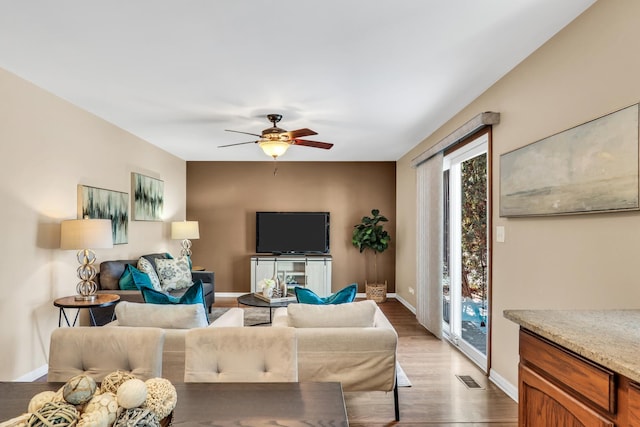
[271,300,400,420]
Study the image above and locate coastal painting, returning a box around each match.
[79,185,129,244]
[500,104,639,217]
[132,173,164,221]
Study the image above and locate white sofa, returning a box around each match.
[106,301,244,382]
[272,300,400,420]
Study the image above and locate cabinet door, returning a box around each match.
[251,258,277,293]
[519,364,614,427]
[305,259,329,297]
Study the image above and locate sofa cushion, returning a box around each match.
[155,256,192,291]
[287,300,377,328]
[141,280,208,324]
[115,301,208,329]
[295,284,357,305]
[137,257,162,291]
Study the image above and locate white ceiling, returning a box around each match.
[0,0,595,161]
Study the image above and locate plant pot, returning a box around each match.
[365,280,387,303]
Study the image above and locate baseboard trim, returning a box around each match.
[489,368,518,402]
[394,294,416,314]
[15,364,48,382]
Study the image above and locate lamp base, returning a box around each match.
[75,294,97,302]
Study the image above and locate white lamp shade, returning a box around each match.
[171,221,200,240]
[259,139,290,158]
[60,219,113,250]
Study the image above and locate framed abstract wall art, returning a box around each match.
[78,185,129,244]
[500,103,639,217]
[132,172,164,221]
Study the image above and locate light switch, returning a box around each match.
[496,226,505,243]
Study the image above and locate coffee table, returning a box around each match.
[237,293,295,325]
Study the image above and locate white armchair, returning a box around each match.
[184,327,297,383]
[106,302,244,382]
[48,326,165,382]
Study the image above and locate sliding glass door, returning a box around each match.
[442,132,489,371]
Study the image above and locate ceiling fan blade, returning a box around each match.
[292,139,334,150]
[286,128,318,139]
[218,140,258,148]
[225,129,262,138]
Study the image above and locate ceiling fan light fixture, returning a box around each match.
[259,139,290,158]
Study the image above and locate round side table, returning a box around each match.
[53,294,120,327]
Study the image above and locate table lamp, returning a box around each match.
[60,218,113,301]
[171,220,200,257]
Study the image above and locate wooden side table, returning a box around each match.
[53,294,120,327]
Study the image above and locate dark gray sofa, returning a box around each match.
[93,252,214,325]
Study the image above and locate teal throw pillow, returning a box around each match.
[325,283,358,304]
[125,264,155,290]
[294,283,357,305]
[294,287,326,304]
[118,264,139,290]
[140,280,208,323]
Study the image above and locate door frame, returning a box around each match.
[441,128,493,373]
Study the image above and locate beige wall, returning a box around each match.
[396,0,640,391]
[186,161,396,294]
[0,68,186,380]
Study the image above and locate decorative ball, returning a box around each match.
[77,410,109,427]
[142,378,177,420]
[63,375,97,405]
[100,371,138,395]
[113,408,159,427]
[116,379,147,409]
[82,392,118,427]
[27,402,79,427]
[0,413,30,427]
[28,391,58,413]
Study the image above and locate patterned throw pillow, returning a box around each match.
[154,256,192,291]
[137,257,162,291]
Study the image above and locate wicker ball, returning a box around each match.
[76,409,109,427]
[113,408,158,427]
[0,413,31,427]
[142,379,176,420]
[116,380,147,410]
[27,401,79,427]
[100,371,138,395]
[63,375,97,405]
[81,393,118,427]
[28,391,58,413]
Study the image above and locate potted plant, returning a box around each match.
[352,209,391,302]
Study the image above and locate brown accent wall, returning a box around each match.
[186,161,396,294]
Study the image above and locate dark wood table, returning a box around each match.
[53,294,120,327]
[237,293,295,325]
[0,382,348,427]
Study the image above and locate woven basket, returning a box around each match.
[365,281,387,303]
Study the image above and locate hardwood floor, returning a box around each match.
[215,296,518,426]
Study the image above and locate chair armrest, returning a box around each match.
[192,270,214,284]
[209,307,244,327]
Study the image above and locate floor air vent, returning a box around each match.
[456,375,484,389]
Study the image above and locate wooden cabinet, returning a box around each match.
[518,329,640,427]
[250,255,332,297]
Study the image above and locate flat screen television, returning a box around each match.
[256,211,330,255]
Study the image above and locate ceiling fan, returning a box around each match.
[219,114,333,159]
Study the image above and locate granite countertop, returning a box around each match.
[504,309,640,383]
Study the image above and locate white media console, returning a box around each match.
[250,255,332,297]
